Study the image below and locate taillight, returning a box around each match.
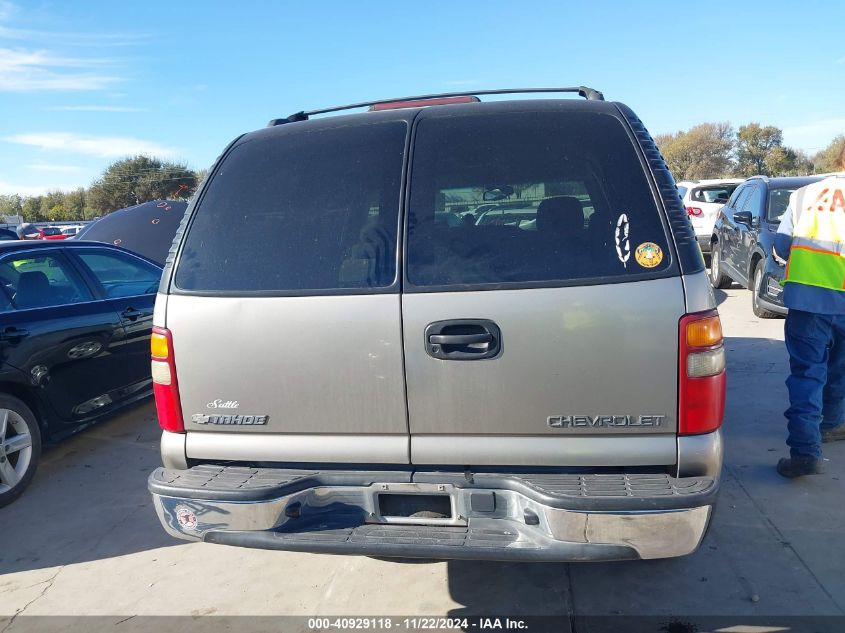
[151,326,184,433]
[679,311,725,435]
[687,206,703,217]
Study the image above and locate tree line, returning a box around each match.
[0,156,204,223]
[2,127,842,224]
[655,123,844,182]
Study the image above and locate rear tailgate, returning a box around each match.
[401,104,684,467]
[163,114,413,464]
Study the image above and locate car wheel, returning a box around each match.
[752,262,779,319]
[709,245,732,289]
[0,395,42,508]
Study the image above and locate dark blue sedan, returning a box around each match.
[0,240,161,507]
[709,175,825,318]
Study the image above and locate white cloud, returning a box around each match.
[0,180,74,196]
[783,118,845,152]
[0,1,147,47]
[5,132,175,158]
[0,47,120,92]
[45,105,143,112]
[0,25,148,47]
[25,163,82,172]
[0,1,16,20]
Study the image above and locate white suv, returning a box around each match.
[677,179,743,253]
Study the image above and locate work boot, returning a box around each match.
[821,425,845,443]
[776,455,826,478]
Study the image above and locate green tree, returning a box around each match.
[21,196,45,222]
[654,122,735,180]
[39,191,66,222]
[194,167,209,187]
[0,194,23,220]
[736,123,783,176]
[813,135,845,173]
[764,146,797,176]
[87,155,199,215]
[787,149,815,176]
[63,188,87,221]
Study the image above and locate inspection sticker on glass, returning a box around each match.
[634,242,663,268]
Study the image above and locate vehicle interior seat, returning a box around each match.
[15,271,52,309]
[534,196,587,274]
[339,220,393,287]
[586,210,613,249]
[536,196,586,239]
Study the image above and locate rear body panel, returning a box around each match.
[167,294,409,462]
[402,279,684,466]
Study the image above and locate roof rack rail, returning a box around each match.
[267,86,604,127]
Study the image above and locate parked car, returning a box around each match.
[60,225,84,238]
[0,240,162,507]
[0,229,18,241]
[677,179,743,253]
[474,207,537,227]
[709,175,825,318]
[147,88,724,562]
[75,200,188,266]
[37,226,67,241]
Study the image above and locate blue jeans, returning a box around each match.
[784,309,845,458]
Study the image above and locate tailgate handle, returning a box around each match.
[428,333,491,346]
[424,319,501,361]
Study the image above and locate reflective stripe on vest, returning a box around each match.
[786,180,845,292]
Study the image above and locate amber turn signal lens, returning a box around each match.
[686,316,723,348]
[150,332,169,359]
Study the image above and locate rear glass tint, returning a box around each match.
[406,111,670,287]
[174,121,407,293]
[691,185,738,204]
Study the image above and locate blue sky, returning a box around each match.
[1,0,843,196]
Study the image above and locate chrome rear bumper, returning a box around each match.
[150,466,717,561]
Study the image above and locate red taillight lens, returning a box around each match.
[151,326,184,433]
[687,206,703,217]
[679,311,726,435]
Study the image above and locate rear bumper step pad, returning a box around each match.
[149,465,717,512]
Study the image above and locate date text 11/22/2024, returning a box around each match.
[307,618,529,630]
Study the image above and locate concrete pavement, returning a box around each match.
[1,287,844,626]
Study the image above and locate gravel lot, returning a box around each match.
[1,286,844,630]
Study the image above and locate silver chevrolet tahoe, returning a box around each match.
[148,87,725,561]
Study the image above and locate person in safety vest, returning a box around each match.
[773,142,845,477]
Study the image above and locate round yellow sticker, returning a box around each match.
[635,242,663,268]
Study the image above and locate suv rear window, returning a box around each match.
[406,111,671,288]
[174,121,407,293]
[690,185,737,204]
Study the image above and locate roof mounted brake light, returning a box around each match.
[368,96,480,111]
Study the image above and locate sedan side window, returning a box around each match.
[0,254,93,311]
[75,251,161,299]
[744,186,764,216]
[729,186,750,214]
